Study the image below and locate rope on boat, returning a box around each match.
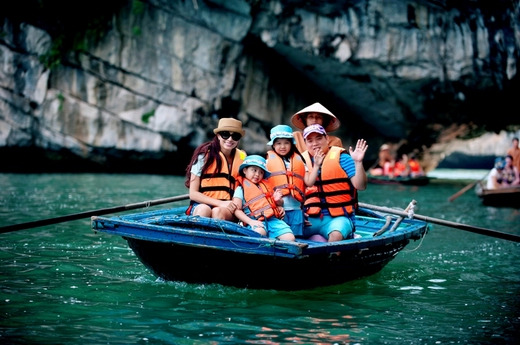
[403,226,428,252]
[215,220,270,250]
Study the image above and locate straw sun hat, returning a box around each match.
[213,118,245,137]
[291,102,340,132]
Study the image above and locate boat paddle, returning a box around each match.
[0,194,190,235]
[359,202,520,243]
[447,172,489,202]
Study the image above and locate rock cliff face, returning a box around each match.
[1,0,519,174]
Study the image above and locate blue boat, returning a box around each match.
[91,206,429,290]
[475,183,520,208]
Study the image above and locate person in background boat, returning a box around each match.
[232,155,296,241]
[368,144,395,176]
[265,125,324,238]
[291,102,343,153]
[184,118,247,220]
[506,137,520,172]
[408,152,425,177]
[301,124,368,242]
[486,158,506,190]
[393,153,411,177]
[501,155,520,186]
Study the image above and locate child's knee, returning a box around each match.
[327,230,343,242]
[193,204,211,217]
[277,232,295,241]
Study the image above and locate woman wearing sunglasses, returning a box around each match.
[184,118,247,220]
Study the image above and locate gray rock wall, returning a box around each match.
[0,0,518,173]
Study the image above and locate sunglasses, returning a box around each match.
[219,131,242,141]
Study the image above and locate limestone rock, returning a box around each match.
[0,0,518,173]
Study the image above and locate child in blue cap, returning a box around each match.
[232,155,295,241]
[265,125,324,237]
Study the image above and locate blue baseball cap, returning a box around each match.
[239,155,271,178]
[494,157,505,170]
[266,125,296,145]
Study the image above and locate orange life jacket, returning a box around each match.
[239,177,282,221]
[393,161,408,177]
[302,146,357,217]
[409,159,421,173]
[199,149,246,200]
[265,150,305,202]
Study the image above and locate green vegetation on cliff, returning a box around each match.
[2,0,128,68]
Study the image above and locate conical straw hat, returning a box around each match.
[290,102,340,132]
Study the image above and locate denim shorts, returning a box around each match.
[283,209,304,237]
[262,217,293,239]
[303,215,353,240]
[186,202,212,215]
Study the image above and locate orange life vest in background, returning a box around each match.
[302,147,357,217]
[240,178,282,221]
[199,149,246,200]
[393,161,408,177]
[266,151,305,202]
[409,159,421,174]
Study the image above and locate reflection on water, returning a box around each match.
[0,173,519,344]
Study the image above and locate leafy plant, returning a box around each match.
[141,109,155,124]
[57,92,65,112]
[3,0,128,69]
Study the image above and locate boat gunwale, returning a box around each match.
[91,208,428,257]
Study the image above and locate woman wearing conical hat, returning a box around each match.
[291,102,343,153]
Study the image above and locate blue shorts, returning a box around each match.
[261,218,293,239]
[303,215,353,240]
[284,209,304,237]
[187,202,209,215]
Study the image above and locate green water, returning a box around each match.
[0,173,519,344]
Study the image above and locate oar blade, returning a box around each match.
[0,194,190,234]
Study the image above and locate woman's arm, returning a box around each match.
[513,167,520,185]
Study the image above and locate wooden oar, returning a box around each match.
[448,173,489,202]
[0,194,190,235]
[359,202,520,243]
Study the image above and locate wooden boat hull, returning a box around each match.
[367,175,431,186]
[475,184,520,208]
[125,236,406,290]
[92,207,428,290]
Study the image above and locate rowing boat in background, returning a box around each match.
[367,174,431,186]
[475,183,520,208]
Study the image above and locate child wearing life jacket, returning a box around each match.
[232,155,296,241]
[265,125,324,237]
